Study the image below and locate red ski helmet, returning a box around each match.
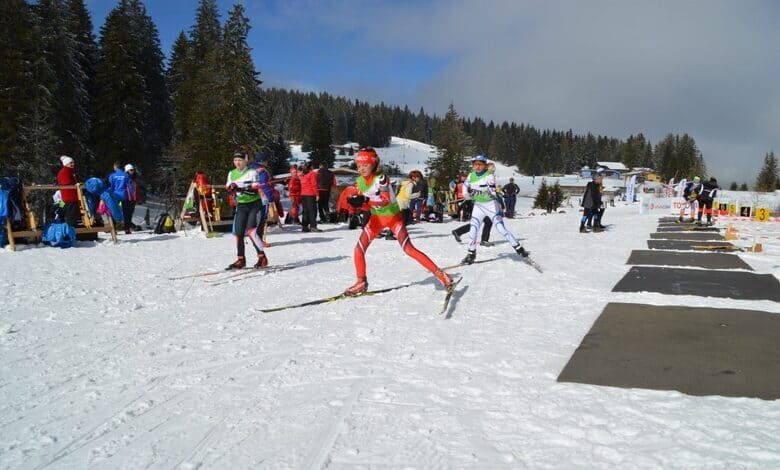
[355,148,379,167]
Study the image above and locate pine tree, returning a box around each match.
[67,0,99,172]
[739,182,748,191]
[92,2,147,172]
[126,0,172,180]
[729,182,738,190]
[179,0,224,177]
[308,106,334,167]
[263,134,291,175]
[166,32,193,143]
[215,3,268,161]
[754,151,778,192]
[552,181,564,210]
[533,179,549,209]
[428,104,472,181]
[0,0,57,179]
[35,0,92,166]
[656,133,705,181]
[621,135,638,170]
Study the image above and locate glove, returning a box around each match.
[228,183,238,191]
[347,195,368,207]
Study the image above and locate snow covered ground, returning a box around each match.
[2,197,780,468]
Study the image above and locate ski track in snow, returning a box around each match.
[2,196,780,469]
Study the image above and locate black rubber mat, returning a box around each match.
[657,222,700,228]
[649,232,724,240]
[657,216,681,222]
[626,250,753,270]
[647,240,736,251]
[656,226,720,232]
[557,303,780,400]
[613,266,780,301]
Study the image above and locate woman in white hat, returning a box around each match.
[56,155,80,226]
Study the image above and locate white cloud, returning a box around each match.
[253,1,780,182]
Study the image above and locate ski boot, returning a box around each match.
[462,250,476,265]
[451,229,462,243]
[226,256,246,270]
[579,222,587,233]
[344,276,368,297]
[254,252,268,268]
[480,240,495,247]
[514,245,529,258]
[433,269,454,289]
[593,225,604,232]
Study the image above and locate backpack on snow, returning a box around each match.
[154,213,176,234]
[42,222,76,248]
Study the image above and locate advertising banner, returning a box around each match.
[639,197,678,215]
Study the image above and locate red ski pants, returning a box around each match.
[353,214,439,279]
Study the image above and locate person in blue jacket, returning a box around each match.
[108,161,134,233]
[248,158,276,245]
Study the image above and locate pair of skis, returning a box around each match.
[168,263,296,284]
[261,254,541,314]
[442,254,543,273]
[260,277,462,315]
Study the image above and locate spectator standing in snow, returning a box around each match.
[396,176,414,225]
[108,161,133,233]
[56,155,81,227]
[124,164,142,230]
[502,177,520,218]
[545,189,555,214]
[317,163,337,223]
[299,162,322,232]
[248,159,276,246]
[409,170,426,223]
[579,173,603,232]
[286,165,302,224]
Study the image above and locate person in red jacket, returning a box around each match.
[286,165,302,224]
[299,162,321,232]
[56,155,81,226]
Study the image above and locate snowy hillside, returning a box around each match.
[2,198,779,468]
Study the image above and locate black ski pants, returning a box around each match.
[232,200,263,258]
[301,195,318,230]
[317,190,331,223]
[63,202,81,227]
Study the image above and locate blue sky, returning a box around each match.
[86,1,780,184]
[86,0,450,103]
